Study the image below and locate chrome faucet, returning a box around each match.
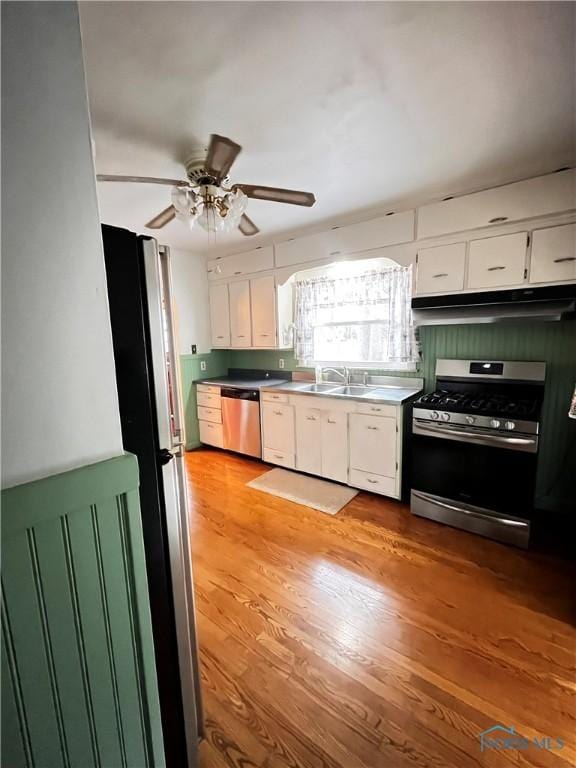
[321,366,350,385]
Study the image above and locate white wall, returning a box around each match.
[1,2,124,487]
[170,249,212,355]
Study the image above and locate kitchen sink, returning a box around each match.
[330,385,377,396]
[296,383,343,393]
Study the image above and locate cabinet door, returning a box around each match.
[229,280,252,347]
[416,243,466,294]
[295,407,322,475]
[418,169,575,239]
[467,232,527,290]
[207,246,274,280]
[530,224,576,285]
[251,275,277,347]
[349,414,396,478]
[209,284,231,347]
[262,403,295,454]
[321,411,348,484]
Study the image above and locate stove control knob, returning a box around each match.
[490,419,501,428]
[430,411,440,420]
[465,416,475,425]
[504,421,516,431]
[440,412,450,421]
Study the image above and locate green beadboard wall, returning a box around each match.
[1,454,165,768]
[182,322,576,512]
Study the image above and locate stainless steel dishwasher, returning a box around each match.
[221,387,262,458]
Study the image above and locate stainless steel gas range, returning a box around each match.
[410,359,546,548]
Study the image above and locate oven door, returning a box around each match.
[411,421,537,546]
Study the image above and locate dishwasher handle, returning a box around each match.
[221,387,260,401]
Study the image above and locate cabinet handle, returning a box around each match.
[306,416,317,421]
[273,410,283,416]
[234,271,242,275]
[367,478,379,484]
[260,333,270,337]
[370,407,382,412]
[432,273,448,278]
[327,418,337,424]
[273,454,284,460]
[487,265,506,271]
[488,216,508,223]
[237,335,245,338]
[554,257,576,263]
[367,425,379,431]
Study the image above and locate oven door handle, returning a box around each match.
[413,419,538,452]
[411,492,530,528]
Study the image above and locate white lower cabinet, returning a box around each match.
[320,411,348,484]
[295,407,322,475]
[199,420,223,449]
[349,413,397,479]
[276,396,401,498]
[262,402,295,468]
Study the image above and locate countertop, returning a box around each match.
[261,380,423,405]
[196,376,290,390]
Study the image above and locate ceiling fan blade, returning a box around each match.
[238,214,259,236]
[97,174,188,186]
[205,135,242,180]
[145,205,176,229]
[234,184,315,207]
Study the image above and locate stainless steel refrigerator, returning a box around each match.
[102,225,202,768]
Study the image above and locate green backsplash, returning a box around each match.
[181,322,576,513]
[180,351,229,449]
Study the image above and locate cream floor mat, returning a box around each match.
[247,468,357,515]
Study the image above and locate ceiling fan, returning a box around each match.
[97,134,316,236]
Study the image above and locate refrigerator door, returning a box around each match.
[141,237,203,766]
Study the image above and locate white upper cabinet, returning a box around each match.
[207,245,274,281]
[418,169,576,240]
[250,275,277,347]
[275,210,415,268]
[416,243,466,295]
[467,232,528,290]
[209,284,231,347]
[228,280,252,347]
[529,224,576,285]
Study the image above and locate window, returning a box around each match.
[293,259,418,369]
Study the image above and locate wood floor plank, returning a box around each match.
[186,449,575,768]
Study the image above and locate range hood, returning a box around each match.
[412,285,576,326]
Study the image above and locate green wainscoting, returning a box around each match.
[182,322,576,512]
[1,454,165,768]
[180,351,229,449]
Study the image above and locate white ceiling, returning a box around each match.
[80,1,575,255]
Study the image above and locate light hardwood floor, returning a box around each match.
[185,448,575,768]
